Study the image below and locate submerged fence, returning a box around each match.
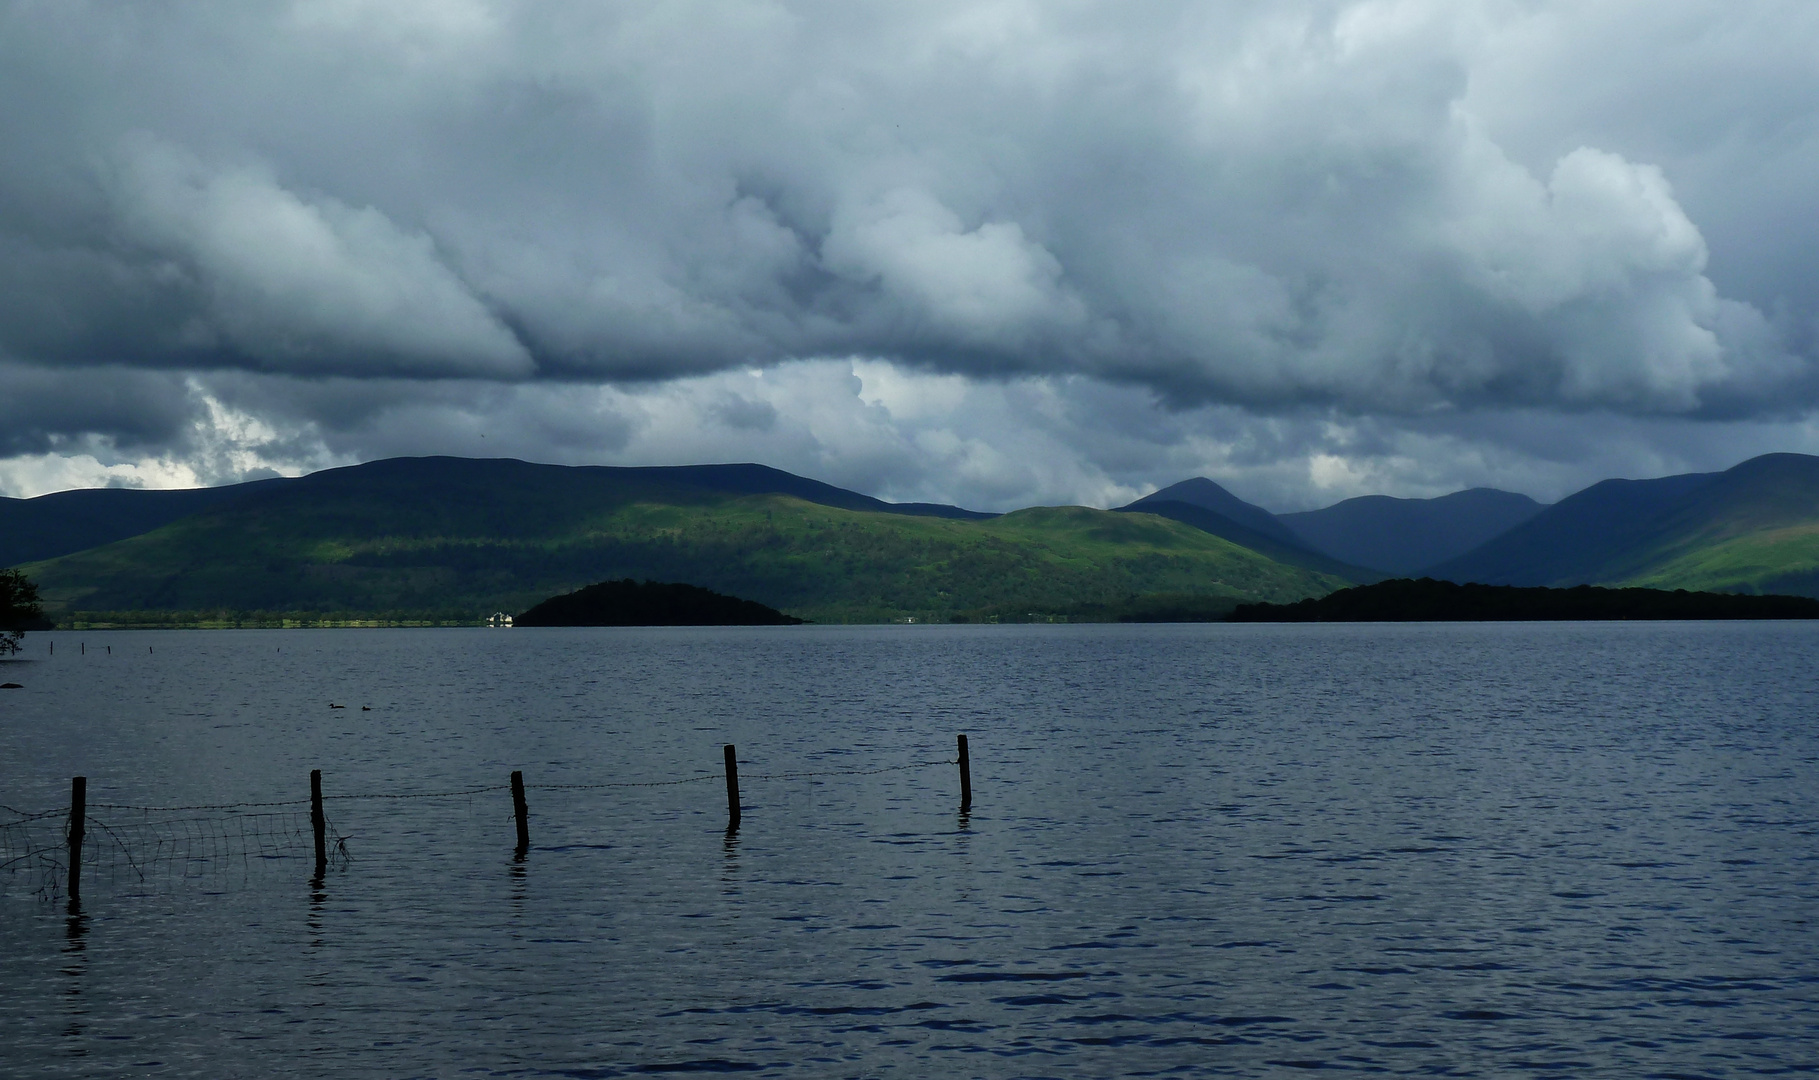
[1,737,975,902]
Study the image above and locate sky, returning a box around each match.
[2,0,1817,513]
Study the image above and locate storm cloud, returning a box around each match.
[2,1,1817,508]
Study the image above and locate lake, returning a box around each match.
[2,622,1816,1077]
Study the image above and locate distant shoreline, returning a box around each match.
[1230,578,1819,622]
[44,616,483,630]
[32,574,1819,625]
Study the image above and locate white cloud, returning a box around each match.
[823,188,1085,349]
[0,451,205,500]
[0,379,342,498]
[1436,141,1750,409]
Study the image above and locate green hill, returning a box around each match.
[1615,454,1819,595]
[1623,527,1819,597]
[1,456,996,569]
[21,457,1346,625]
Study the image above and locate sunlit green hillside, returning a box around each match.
[1620,525,1819,597]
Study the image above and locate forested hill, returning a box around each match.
[21,457,1346,625]
[0,456,995,570]
[22,450,1819,626]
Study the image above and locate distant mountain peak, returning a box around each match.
[1126,477,1297,545]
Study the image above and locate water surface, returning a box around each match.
[2,622,1815,1077]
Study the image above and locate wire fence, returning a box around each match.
[0,806,69,896]
[2,803,330,900]
[1,748,966,902]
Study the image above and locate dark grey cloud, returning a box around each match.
[1,1,1817,505]
[0,362,194,457]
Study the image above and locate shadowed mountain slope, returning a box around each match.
[0,479,291,568]
[1614,453,1819,596]
[1426,472,1719,585]
[1280,488,1545,575]
[1114,500,1381,582]
[1124,478,1300,544]
[1428,453,1819,596]
[612,461,995,520]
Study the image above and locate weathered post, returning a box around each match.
[957,735,972,811]
[310,769,327,870]
[723,744,741,829]
[67,776,86,900]
[511,770,529,853]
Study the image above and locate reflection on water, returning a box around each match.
[60,900,86,1047]
[508,855,526,922]
[307,872,327,951]
[1,622,1817,1076]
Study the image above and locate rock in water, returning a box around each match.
[516,579,805,627]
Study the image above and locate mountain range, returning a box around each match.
[1118,480,1380,582]
[7,451,1819,625]
[1112,455,1819,597]
[11,457,1343,625]
[1428,453,1819,596]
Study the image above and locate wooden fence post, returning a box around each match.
[511,770,529,853]
[67,776,86,901]
[310,769,326,870]
[957,735,972,811]
[723,744,741,829]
